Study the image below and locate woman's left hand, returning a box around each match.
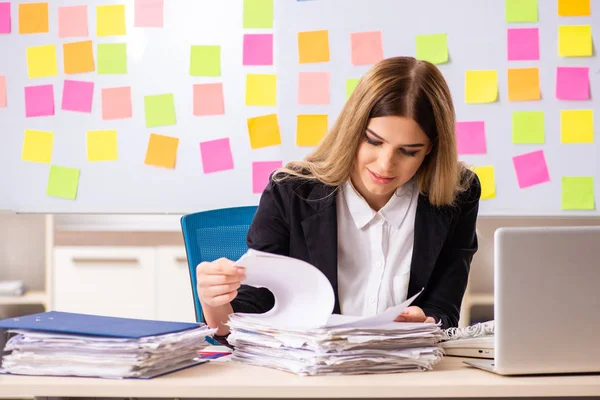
[395,306,435,323]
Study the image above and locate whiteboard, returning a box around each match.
[0,0,598,216]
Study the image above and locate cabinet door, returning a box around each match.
[53,247,156,320]
[156,247,197,322]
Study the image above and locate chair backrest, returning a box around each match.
[180,206,258,323]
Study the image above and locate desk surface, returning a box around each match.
[1,357,600,399]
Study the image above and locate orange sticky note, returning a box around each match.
[558,0,590,16]
[297,115,328,147]
[63,40,95,74]
[19,2,48,34]
[508,68,540,101]
[247,114,281,149]
[298,30,330,64]
[144,133,179,169]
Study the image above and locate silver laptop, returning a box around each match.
[464,226,600,375]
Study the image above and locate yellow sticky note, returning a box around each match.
[561,110,594,143]
[144,133,179,169]
[465,70,497,104]
[97,4,126,36]
[22,129,53,163]
[298,30,330,64]
[507,68,540,101]
[297,115,328,147]
[246,74,276,106]
[472,166,496,200]
[558,0,590,16]
[87,130,118,161]
[559,25,592,57]
[63,40,95,74]
[26,45,58,79]
[19,2,49,34]
[247,114,281,149]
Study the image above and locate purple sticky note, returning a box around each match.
[25,85,54,117]
[62,80,94,112]
[243,34,273,66]
[556,67,589,100]
[200,138,234,173]
[0,2,10,34]
[512,150,550,189]
[507,28,539,61]
[252,161,283,194]
[456,121,486,154]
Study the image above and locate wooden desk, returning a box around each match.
[1,357,599,399]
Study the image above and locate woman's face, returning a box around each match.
[350,116,432,210]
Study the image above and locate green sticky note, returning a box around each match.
[46,165,80,200]
[505,0,538,22]
[144,94,176,128]
[243,0,273,29]
[415,34,448,64]
[562,177,595,210]
[190,45,221,77]
[512,111,544,144]
[98,43,127,74]
[346,78,360,99]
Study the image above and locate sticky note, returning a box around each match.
[562,177,594,210]
[102,86,132,120]
[22,129,53,163]
[247,114,281,149]
[144,94,176,127]
[144,133,179,169]
[507,28,539,61]
[508,68,540,101]
[61,80,94,113]
[298,30,330,64]
[0,2,11,34]
[559,25,592,57]
[18,2,48,34]
[190,45,221,77]
[243,34,273,66]
[58,5,88,38]
[97,4,126,36]
[63,40,95,74]
[455,121,486,154]
[246,74,276,106]
[346,78,360,99]
[415,34,448,64]
[98,43,127,74]
[87,130,118,161]
[243,0,273,29]
[472,166,496,200]
[556,67,589,100]
[505,0,538,22]
[465,70,497,103]
[46,165,79,200]
[297,115,328,147]
[558,0,590,16]
[0,75,6,107]
[200,138,234,173]
[134,0,163,27]
[351,31,384,65]
[253,161,283,194]
[24,84,54,117]
[512,150,550,189]
[26,45,58,79]
[561,110,593,143]
[193,83,225,116]
[298,72,329,105]
[512,111,544,144]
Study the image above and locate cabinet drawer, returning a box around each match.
[156,247,196,323]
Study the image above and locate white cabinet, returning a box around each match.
[156,246,196,323]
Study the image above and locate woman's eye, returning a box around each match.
[400,148,418,157]
[364,134,381,146]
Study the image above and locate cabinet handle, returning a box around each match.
[72,257,140,264]
[175,257,188,264]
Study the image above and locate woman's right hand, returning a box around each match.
[196,258,246,308]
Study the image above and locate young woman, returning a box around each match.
[197,56,481,336]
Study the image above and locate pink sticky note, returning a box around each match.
[243,34,273,66]
[512,150,550,189]
[298,71,329,105]
[25,85,54,117]
[193,83,225,116]
[134,0,163,27]
[556,67,589,100]
[58,5,88,38]
[200,138,234,173]
[456,121,486,154]
[507,28,539,61]
[252,161,283,194]
[0,75,6,107]
[62,80,94,113]
[351,31,384,65]
[102,86,132,120]
[0,2,10,33]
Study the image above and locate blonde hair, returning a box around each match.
[274,56,472,207]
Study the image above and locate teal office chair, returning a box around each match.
[180,206,258,325]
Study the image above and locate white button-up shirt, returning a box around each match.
[336,179,418,316]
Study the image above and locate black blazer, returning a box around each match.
[231,171,481,329]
